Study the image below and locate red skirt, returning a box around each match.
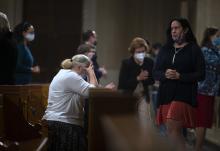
[157,101,196,128]
[196,94,215,128]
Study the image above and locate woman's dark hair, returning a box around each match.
[13,21,32,43]
[82,30,95,42]
[77,44,93,54]
[166,18,197,46]
[201,27,219,47]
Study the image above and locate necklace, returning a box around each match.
[172,47,184,64]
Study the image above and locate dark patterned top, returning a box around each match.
[198,46,220,96]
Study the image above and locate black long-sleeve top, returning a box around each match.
[153,43,205,107]
[0,32,17,84]
[118,56,154,95]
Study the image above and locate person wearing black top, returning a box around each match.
[0,12,17,85]
[118,37,154,101]
[82,30,107,82]
[153,18,205,151]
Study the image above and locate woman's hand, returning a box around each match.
[86,64,94,75]
[165,69,180,79]
[86,64,98,86]
[99,66,107,76]
[104,82,116,90]
[31,65,40,73]
[137,70,149,81]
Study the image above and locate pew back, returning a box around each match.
[0,84,49,141]
[88,88,137,151]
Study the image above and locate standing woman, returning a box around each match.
[118,37,154,101]
[0,12,17,84]
[13,22,40,84]
[153,18,205,151]
[43,54,98,151]
[196,27,220,151]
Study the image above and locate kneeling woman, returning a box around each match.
[43,54,98,151]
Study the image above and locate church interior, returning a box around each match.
[0,0,220,150]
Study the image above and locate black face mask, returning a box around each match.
[173,32,186,44]
[93,41,97,46]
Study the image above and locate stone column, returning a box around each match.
[195,0,220,43]
[0,0,23,28]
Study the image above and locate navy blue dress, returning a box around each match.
[15,43,34,84]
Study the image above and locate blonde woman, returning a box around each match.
[43,54,98,151]
[0,12,17,84]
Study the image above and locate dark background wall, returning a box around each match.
[23,0,83,82]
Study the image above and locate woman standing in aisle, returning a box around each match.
[153,18,205,151]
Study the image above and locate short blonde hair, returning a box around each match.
[128,37,149,54]
[61,54,91,69]
[0,12,10,33]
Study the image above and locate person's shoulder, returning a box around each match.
[16,43,26,53]
[62,69,78,77]
[0,32,17,50]
[187,43,204,58]
[121,57,132,64]
[144,56,154,64]
[57,69,81,82]
[188,43,200,50]
[157,44,170,54]
[0,32,13,43]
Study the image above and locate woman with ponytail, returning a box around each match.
[43,54,98,151]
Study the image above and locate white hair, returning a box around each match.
[61,54,90,69]
[0,12,10,33]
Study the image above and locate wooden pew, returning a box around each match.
[0,94,4,136]
[0,85,38,141]
[0,84,49,150]
[88,88,137,151]
[27,84,49,124]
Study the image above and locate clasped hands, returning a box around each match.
[137,70,149,81]
[165,69,180,80]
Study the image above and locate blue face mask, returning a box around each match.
[212,37,220,47]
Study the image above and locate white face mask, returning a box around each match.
[25,33,35,41]
[134,52,145,62]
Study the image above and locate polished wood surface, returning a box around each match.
[0,84,49,141]
[88,88,137,151]
[0,94,4,136]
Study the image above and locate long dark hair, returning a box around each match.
[166,18,197,47]
[13,21,32,43]
[201,27,219,48]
